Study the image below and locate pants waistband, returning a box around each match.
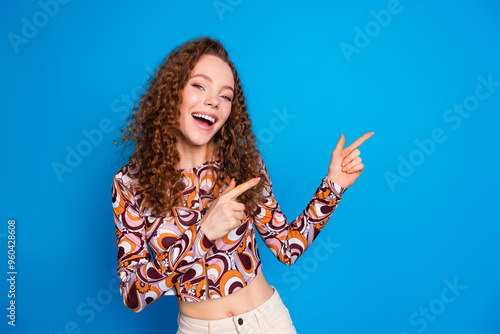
[178,286,283,332]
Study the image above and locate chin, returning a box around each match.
[183,134,215,148]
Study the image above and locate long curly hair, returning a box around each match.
[115,36,264,217]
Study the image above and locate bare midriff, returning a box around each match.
[177,270,274,320]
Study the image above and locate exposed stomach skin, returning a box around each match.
[177,270,274,320]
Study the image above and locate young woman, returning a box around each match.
[112,36,373,333]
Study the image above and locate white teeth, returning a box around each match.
[192,113,215,124]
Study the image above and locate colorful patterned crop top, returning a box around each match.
[112,157,346,312]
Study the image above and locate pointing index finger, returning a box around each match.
[225,177,261,200]
[344,132,374,154]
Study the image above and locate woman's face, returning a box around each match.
[177,54,235,152]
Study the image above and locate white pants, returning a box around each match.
[176,287,297,333]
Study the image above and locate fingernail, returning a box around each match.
[253,177,260,184]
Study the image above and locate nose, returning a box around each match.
[204,91,219,109]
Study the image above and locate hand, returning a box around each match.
[327,132,374,189]
[199,177,260,241]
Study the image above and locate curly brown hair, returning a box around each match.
[115,36,264,217]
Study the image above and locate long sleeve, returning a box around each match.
[111,170,215,312]
[253,161,346,265]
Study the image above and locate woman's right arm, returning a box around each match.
[112,170,215,312]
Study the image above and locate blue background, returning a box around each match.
[2,0,500,333]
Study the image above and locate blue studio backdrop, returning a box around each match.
[2,1,500,333]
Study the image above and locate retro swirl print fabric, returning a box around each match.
[112,157,346,312]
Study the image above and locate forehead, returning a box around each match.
[191,55,234,88]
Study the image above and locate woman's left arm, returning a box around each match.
[326,132,374,188]
[253,132,373,265]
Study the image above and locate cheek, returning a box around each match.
[220,106,232,124]
[216,114,231,132]
[182,89,200,108]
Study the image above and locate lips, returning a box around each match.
[191,112,218,129]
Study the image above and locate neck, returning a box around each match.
[176,141,215,170]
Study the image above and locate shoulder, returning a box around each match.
[256,155,269,175]
[112,163,141,195]
[112,163,150,215]
[255,154,266,171]
[254,155,273,194]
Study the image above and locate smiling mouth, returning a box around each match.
[192,113,217,126]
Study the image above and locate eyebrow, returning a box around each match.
[189,73,234,92]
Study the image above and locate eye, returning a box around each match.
[192,84,204,90]
[221,95,232,102]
